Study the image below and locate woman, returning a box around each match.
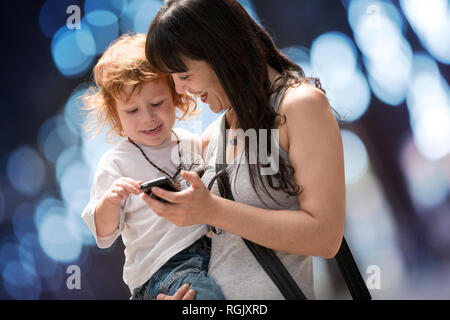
[142,0,345,300]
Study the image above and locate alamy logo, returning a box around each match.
[171,129,280,175]
[66,265,81,290]
[66,5,81,30]
[366,265,381,290]
[366,4,382,30]
[226,129,280,176]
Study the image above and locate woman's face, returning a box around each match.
[171,56,231,114]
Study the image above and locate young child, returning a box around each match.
[81,34,224,300]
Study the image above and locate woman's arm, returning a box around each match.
[144,85,345,259]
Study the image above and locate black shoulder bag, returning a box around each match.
[209,122,371,300]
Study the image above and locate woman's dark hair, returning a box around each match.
[146,0,326,205]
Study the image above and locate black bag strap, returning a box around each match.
[335,237,372,300]
[211,113,371,300]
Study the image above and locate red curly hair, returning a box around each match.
[81,33,197,141]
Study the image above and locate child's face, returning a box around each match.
[116,79,176,147]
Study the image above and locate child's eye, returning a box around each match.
[126,109,138,114]
[151,100,164,107]
[179,74,190,80]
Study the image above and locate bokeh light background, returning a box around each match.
[0,0,449,299]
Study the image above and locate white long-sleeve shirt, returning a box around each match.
[81,128,208,293]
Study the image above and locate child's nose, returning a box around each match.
[142,106,157,122]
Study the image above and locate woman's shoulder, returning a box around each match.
[280,82,330,115]
[278,82,336,129]
[277,82,338,152]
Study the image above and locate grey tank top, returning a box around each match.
[201,91,315,300]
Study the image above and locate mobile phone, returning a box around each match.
[140,177,180,203]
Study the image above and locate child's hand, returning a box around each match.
[141,170,215,227]
[104,177,143,206]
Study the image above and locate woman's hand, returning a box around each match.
[141,170,218,227]
[156,284,196,300]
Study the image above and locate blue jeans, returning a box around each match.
[130,236,224,300]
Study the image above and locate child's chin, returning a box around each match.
[138,132,171,147]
